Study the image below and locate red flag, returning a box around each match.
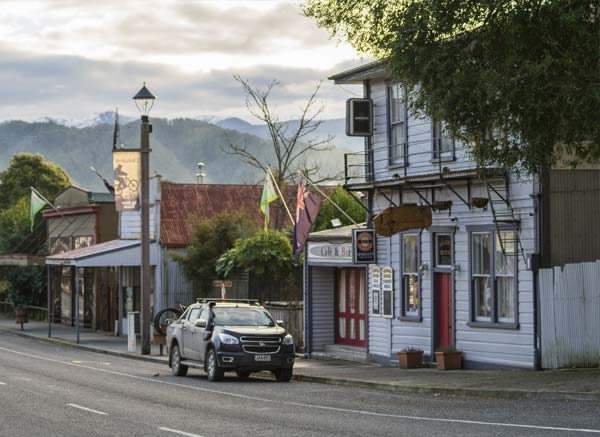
[293,182,321,261]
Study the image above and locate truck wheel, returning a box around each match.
[171,344,188,377]
[206,349,224,382]
[275,367,292,382]
[236,371,251,380]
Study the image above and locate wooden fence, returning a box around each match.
[0,301,48,321]
[264,304,304,353]
[539,261,600,368]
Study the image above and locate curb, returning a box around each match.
[3,327,599,402]
[0,328,167,365]
[289,374,600,402]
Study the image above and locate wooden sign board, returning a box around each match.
[211,280,233,288]
[373,205,432,237]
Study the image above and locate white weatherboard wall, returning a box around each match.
[364,75,537,367]
[540,261,600,369]
[120,177,160,240]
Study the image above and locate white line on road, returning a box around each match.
[66,403,108,415]
[158,427,204,437]
[1,346,599,434]
[0,381,6,385]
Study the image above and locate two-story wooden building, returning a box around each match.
[303,61,600,369]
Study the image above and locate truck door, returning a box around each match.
[182,307,202,360]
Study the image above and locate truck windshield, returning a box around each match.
[212,307,275,327]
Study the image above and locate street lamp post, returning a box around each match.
[133,83,156,355]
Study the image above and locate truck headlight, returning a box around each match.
[219,333,239,345]
[282,334,294,345]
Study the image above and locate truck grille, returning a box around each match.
[240,336,281,354]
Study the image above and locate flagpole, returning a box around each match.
[267,167,295,224]
[295,172,361,227]
[31,186,76,226]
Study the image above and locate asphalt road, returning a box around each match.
[1,334,599,437]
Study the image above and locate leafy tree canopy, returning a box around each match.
[172,210,258,285]
[216,230,296,279]
[0,197,31,254]
[313,185,365,231]
[0,153,70,209]
[304,0,600,173]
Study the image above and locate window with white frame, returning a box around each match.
[402,234,420,317]
[388,83,407,165]
[432,120,454,160]
[471,230,517,324]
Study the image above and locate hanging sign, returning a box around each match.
[373,205,432,237]
[113,150,141,211]
[353,229,377,264]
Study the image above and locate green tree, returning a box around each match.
[216,230,296,279]
[303,0,600,173]
[216,229,301,302]
[172,210,258,291]
[0,197,32,254]
[0,153,71,209]
[313,185,365,231]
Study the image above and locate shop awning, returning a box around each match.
[45,239,159,267]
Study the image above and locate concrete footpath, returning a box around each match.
[1,318,599,402]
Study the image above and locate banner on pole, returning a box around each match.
[113,150,141,211]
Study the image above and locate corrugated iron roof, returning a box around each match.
[160,182,334,247]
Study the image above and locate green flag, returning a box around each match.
[260,171,278,229]
[30,188,47,231]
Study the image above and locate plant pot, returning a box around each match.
[397,350,424,369]
[470,197,489,209]
[432,200,453,211]
[435,351,462,370]
[15,307,28,325]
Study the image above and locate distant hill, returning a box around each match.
[216,117,363,151]
[0,117,358,192]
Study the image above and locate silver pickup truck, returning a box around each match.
[166,299,295,382]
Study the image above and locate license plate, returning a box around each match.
[254,354,271,362]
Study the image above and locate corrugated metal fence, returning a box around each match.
[264,304,304,353]
[540,261,600,368]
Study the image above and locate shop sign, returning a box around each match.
[307,242,352,263]
[353,229,377,264]
[373,205,432,236]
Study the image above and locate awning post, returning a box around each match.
[47,265,51,338]
[75,267,80,344]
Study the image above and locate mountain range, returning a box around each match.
[0,112,363,192]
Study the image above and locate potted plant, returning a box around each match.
[432,200,452,211]
[470,197,489,209]
[396,347,424,369]
[435,347,462,370]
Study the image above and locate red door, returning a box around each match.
[335,268,366,347]
[437,272,453,349]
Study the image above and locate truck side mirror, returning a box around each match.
[276,320,287,328]
[195,318,207,328]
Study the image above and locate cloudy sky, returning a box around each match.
[0,0,364,123]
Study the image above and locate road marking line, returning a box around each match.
[0,381,6,385]
[66,403,108,415]
[158,427,204,437]
[1,346,599,434]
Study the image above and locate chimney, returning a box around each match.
[196,162,206,184]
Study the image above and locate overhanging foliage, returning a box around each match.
[304,0,600,173]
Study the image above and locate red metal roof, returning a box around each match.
[159,182,331,247]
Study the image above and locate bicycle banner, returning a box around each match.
[113,150,141,211]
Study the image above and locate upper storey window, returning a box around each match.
[432,120,455,161]
[388,83,407,166]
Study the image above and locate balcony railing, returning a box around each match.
[343,138,482,187]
